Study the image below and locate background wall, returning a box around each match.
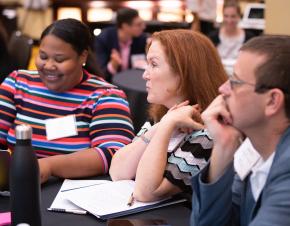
[17,7,52,39]
[0,0,52,39]
[17,0,52,39]
[4,0,290,39]
[265,0,290,35]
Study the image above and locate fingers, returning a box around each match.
[190,120,204,130]
[200,95,243,149]
[111,49,121,58]
[110,49,122,64]
[202,95,232,126]
[168,104,178,112]
[190,105,203,123]
[178,118,204,134]
[176,100,190,108]
[162,101,206,133]
[192,104,201,113]
[111,48,119,55]
[168,100,190,112]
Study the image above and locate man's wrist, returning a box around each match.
[207,147,234,183]
[107,62,117,75]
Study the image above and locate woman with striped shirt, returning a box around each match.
[0,19,134,183]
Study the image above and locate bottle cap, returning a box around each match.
[15,124,32,140]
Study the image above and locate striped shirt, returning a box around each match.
[0,69,135,173]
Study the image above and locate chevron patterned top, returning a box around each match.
[164,129,213,197]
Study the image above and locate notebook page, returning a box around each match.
[65,180,162,217]
[50,179,111,210]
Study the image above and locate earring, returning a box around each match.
[82,62,86,67]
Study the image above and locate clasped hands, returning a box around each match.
[161,97,243,152]
[160,100,204,134]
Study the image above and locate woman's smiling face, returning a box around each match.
[35,34,87,93]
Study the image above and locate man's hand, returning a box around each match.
[110,49,122,71]
[202,95,243,182]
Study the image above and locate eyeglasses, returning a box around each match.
[228,74,289,94]
[228,74,256,90]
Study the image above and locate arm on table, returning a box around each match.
[39,149,104,183]
[109,123,159,181]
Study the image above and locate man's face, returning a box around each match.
[218,51,267,133]
[123,16,145,37]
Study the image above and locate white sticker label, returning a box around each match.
[45,115,78,141]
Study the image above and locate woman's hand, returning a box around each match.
[134,101,203,201]
[167,100,190,112]
[38,158,52,184]
[161,101,204,133]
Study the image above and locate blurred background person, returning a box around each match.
[95,7,148,82]
[186,0,217,36]
[110,29,227,202]
[0,19,16,83]
[209,0,254,63]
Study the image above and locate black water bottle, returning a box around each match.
[10,124,42,226]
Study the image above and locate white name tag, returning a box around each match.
[45,115,78,141]
[234,138,261,180]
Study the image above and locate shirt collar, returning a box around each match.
[250,151,275,201]
[119,39,132,48]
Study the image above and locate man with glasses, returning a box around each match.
[191,35,290,226]
[95,7,148,82]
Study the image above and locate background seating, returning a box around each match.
[8,30,33,70]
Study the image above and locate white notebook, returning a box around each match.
[49,179,111,211]
[54,179,187,220]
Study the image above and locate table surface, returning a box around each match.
[0,177,191,226]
